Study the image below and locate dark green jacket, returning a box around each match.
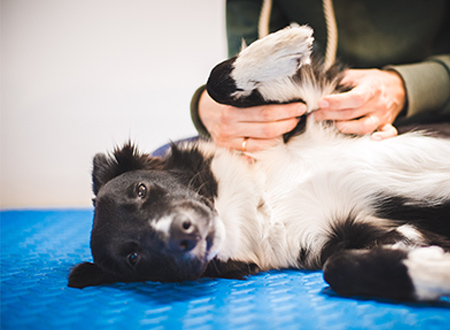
[192,0,450,136]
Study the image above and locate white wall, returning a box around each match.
[1,0,227,209]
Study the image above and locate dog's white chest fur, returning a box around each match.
[208,121,450,270]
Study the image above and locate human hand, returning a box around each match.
[199,91,307,152]
[314,69,406,140]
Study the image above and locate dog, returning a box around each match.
[69,26,450,301]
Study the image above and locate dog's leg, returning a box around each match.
[323,246,450,301]
[206,25,342,109]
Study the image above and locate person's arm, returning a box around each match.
[190,85,210,138]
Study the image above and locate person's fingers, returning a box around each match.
[335,115,380,135]
[370,124,398,141]
[215,136,283,152]
[220,116,301,140]
[200,91,308,148]
[318,84,375,111]
[314,107,369,121]
[230,102,307,123]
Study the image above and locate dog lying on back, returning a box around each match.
[69,25,450,301]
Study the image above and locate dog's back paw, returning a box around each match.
[323,246,450,301]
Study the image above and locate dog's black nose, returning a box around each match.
[169,215,200,252]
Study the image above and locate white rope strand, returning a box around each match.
[258,0,273,39]
[322,0,338,70]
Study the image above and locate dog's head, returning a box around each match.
[68,143,224,288]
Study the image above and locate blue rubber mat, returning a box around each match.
[1,209,450,329]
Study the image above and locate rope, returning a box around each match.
[322,0,338,70]
[258,0,272,39]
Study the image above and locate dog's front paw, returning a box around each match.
[206,25,314,107]
[233,25,314,91]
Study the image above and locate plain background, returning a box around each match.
[1,0,227,209]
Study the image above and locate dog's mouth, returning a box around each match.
[153,200,224,262]
[163,227,220,282]
[140,210,224,281]
[177,215,223,281]
[173,217,224,282]
[189,215,225,280]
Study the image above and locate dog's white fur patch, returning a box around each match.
[404,246,450,300]
[394,225,425,248]
[257,69,339,111]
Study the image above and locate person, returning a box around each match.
[190,0,450,152]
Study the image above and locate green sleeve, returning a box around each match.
[226,0,289,57]
[190,85,211,138]
[386,55,450,117]
[226,0,262,57]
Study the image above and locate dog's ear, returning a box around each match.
[92,142,164,195]
[68,262,123,288]
[165,143,208,173]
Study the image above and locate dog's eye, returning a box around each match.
[137,184,147,199]
[127,252,139,266]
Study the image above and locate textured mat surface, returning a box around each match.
[1,209,450,330]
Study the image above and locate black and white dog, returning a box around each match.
[69,26,450,301]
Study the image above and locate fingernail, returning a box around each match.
[370,133,382,141]
[298,104,307,115]
[318,100,329,108]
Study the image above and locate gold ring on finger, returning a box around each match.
[241,137,249,153]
